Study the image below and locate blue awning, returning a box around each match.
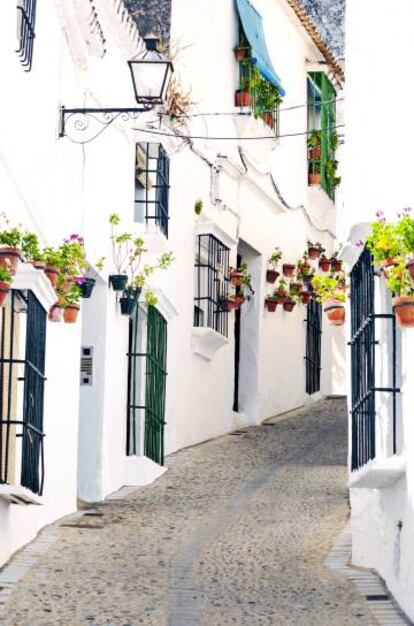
[236,0,286,97]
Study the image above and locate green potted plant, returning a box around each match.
[307,240,324,260]
[325,158,341,189]
[283,290,297,312]
[307,130,321,160]
[366,212,403,272]
[43,247,63,288]
[395,209,414,280]
[265,294,279,312]
[386,261,414,328]
[22,232,46,269]
[308,160,321,186]
[282,262,295,278]
[120,251,174,316]
[267,247,282,283]
[289,279,302,294]
[300,290,311,305]
[311,272,347,326]
[78,257,105,299]
[0,215,23,274]
[297,254,311,278]
[48,302,63,323]
[0,267,13,307]
[194,199,203,216]
[109,213,133,291]
[330,251,343,273]
[233,45,250,62]
[62,283,82,324]
[319,253,331,273]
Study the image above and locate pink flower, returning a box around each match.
[354,240,364,248]
[375,210,386,223]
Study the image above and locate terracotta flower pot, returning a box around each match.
[330,259,343,272]
[0,247,21,274]
[225,296,245,312]
[48,303,63,323]
[290,282,302,293]
[32,260,47,271]
[283,299,296,312]
[262,112,275,129]
[308,148,321,160]
[392,296,414,328]
[230,269,244,287]
[308,247,320,260]
[0,281,11,307]
[63,304,80,324]
[266,269,279,284]
[300,291,311,305]
[319,259,331,273]
[308,173,321,186]
[282,264,295,277]
[324,300,345,326]
[265,299,278,312]
[235,89,250,107]
[44,265,60,289]
[380,258,397,279]
[406,259,414,282]
[234,47,249,62]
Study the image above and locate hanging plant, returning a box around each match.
[0,214,23,274]
[43,247,63,288]
[307,240,325,260]
[311,272,347,326]
[386,261,414,328]
[282,263,295,278]
[62,283,82,324]
[22,232,46,269]
[0,267,13,307]
[307,130,321,160]
[330,251,343,273]
[318,254,331,273]
[267,247,282,283]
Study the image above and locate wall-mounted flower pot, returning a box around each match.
[303,274,313,284]
[0,247,21,275]
[225,296,245,312]
[380,258,397,278]
[262,112,275,129]
[48,303,63,323]
[282,264,295,277]
[0,281,11,307]
[407,259,414,282]
[109,274,128,292]
[308,247,320,260]
[308,148,321,160]
[234,47,249,62]
[64,304,80,324]
[265,299,278,312]
[31,260,46,271]
[283,299,296,312]
[393,296,414,328]
[290,282,302,293]
[330,259,343,272]
[308,173,321,186]
[300,291,311,305]
[324,300,345,326]
[319,259,331,273]
[44,265,60,289]
[266,269,279,283]
[230,269,244,287]
[80,277,96,299]
[235,89,250,108]
[120,288,141,316]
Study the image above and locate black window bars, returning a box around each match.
[0,290,46,495]
[135,143,170,238]
[194,234,230,337]
[305,299,322,395]
[350,248,400,471]
[16,0,37,72]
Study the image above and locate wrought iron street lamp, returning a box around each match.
[59,35,174,142]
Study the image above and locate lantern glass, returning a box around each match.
[128,49,173,105]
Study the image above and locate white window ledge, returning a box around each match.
[349,455,406,489]
[0,485,43,505]
[191,327,229,361]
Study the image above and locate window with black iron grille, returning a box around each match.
[127,305,167,465]
[194,234,230,337]
[305,299,322,395]
[134,143,170,238]
[350,248,400,471]
[16,0,37,72]
[0,290,46,495]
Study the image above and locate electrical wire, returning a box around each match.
[133,123,345,142]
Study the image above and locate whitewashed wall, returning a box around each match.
[345,0,414,619]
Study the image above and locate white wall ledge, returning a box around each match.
[349,455,406,489]
[13,264,56,312]
[0,485,43,505]
[191,327,229,361]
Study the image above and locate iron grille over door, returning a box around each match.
[134,143,170,238]
[305,299,322,395]
[194,234,230,337]
[16,0,37,71]
[0,290,46,495]
[127,305,167,465]
[350,249,400,470]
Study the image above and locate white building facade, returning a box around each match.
[344,0,414,620]
[0,0,345,568]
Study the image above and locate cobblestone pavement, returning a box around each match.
[1,398,376,625]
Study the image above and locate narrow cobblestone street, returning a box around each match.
[0,399,375,625]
